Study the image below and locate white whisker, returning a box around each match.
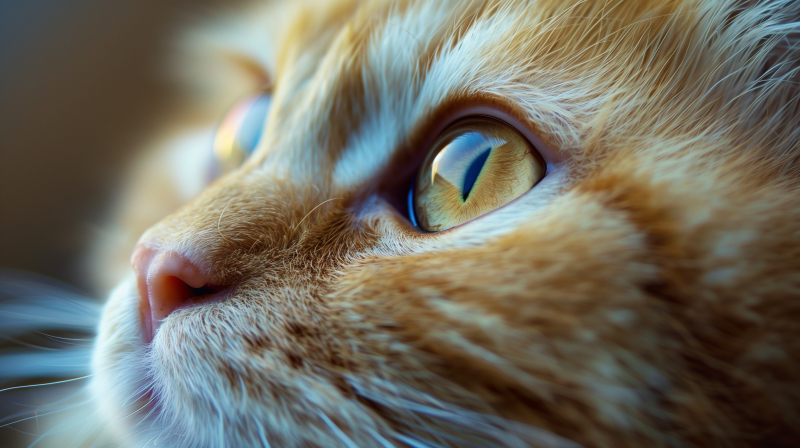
[0,375,93,395]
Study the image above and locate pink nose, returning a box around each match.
[132,245,224,342]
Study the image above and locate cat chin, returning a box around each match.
[91,276,379,447]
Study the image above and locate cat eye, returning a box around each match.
[213,93,272,172]
[410,116,546,232]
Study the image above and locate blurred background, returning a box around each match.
[0,1,238,445]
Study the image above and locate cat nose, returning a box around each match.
[131,244,224,342]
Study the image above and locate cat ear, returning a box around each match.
[169,4,279,115]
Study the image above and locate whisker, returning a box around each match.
[121,394,158,429]
[26,398,106,448]
[217,199,235,244]
[6,383,94,416]
[0,397,92,429]
[290,198,341,239]
[120,381,154,407]
[1,336,63,351]
[36,332,94,343]
[0,375,93,395]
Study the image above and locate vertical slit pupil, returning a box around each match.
[462,147,492,201]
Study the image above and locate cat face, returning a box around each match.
[92,0,800,446]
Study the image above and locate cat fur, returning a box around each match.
[11,0,800,446]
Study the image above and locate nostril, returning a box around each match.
[155,276,213,314]
[132,245,226,343]
[187,284,225,297]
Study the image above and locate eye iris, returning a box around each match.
[235,94,272,154]
[414,117,545,231]
[214,93,271,172]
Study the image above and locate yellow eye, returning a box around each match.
[412,117,546,232]
[213,93,271,173]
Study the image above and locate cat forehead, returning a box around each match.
[240,0,689,188]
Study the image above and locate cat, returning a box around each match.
[3,0,800,446]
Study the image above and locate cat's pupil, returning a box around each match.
[462,146,492,201]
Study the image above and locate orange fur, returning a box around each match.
[83,0,800,446]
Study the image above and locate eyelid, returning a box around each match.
[429,105,565,172]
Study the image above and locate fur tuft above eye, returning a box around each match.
[411,117,546,232]
[213,93,272,173]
